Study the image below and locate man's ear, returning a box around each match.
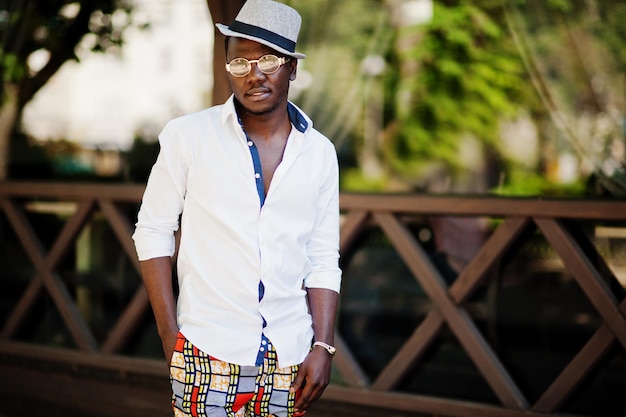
[289,60,298,81]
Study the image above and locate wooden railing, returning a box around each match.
[1,181,625,417]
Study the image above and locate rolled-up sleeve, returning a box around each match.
[303,143,342,293]
[132,121,190,261]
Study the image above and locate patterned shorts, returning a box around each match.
[170,332,303,417]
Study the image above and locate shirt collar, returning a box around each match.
[221,95,310,134]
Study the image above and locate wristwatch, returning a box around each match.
[313,341,336,355]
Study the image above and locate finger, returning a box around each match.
[294,383,313,413]
[290,369,306,393]
[296,378,328,413]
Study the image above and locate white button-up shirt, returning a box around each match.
[132,96,341,367]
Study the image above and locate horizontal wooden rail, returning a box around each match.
[1,181,625,417]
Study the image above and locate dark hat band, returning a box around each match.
[229,20,296,53]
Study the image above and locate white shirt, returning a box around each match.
[132,96,341,367]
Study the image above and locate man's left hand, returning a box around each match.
[290,347,333,414]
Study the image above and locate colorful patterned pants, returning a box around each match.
[170,332,302,417]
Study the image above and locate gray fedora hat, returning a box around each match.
[216,0,306,59]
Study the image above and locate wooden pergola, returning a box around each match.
[1,181,625,416]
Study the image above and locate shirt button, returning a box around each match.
[255,173,261,179]
[248,141,253,147]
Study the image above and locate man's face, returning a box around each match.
[226,37,297,116]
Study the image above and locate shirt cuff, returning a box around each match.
[304,269,341,293]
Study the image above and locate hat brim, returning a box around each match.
[216,23,306,60]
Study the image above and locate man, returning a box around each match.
[132,1,341,416]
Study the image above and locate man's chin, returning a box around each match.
[241,102,278,116]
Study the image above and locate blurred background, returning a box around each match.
[2,0,624,197]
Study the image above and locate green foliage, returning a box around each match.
[340,167,388,192]
[0,0,134,108]
[1,52,24,83]
[387,1,528,182]
[493,168,586,197]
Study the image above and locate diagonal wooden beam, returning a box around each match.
[1,199,97,351]
[373,217,531,390]
[98,199,141,274]
[535,218,626,349]
[332,332,370,388]
[372,310,444,391]
[332,210,371,387]
[374,212,528,409]
[339,210,370,255]
[1,200,95,339]
[98,199,148,354]
[533,297,626,412]
[1,278,43,340]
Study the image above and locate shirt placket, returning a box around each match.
[240,121,271,367]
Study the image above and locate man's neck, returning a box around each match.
[235,100,291,142]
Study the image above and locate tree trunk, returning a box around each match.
[206,0,247,105]
[0,84,19,181]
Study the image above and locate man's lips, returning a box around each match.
[246,87,271,98]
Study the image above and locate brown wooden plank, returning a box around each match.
[0,340,168,376]
[535,218,626,349]
[340,193,626,220]
[322,385,565,417]
[1,199,97,351]
[533,297,626,412]
[0,363,171,417]
[1,183,626,220]
[0,181,145,202]
[373,217,530,390]
[374,212,528,409]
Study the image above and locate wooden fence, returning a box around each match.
[1,181,625,417]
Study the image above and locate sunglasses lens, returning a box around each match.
[228,58,251,76]
[258,55,281,74]
[227,55,287,77]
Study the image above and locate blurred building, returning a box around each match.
[22,0,213,150]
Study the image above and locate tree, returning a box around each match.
[384,0,530,191]
[205,0,246,105]
[0,0,134,180]
[505,0,626,196]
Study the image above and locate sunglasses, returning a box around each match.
[225,54,291,77]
